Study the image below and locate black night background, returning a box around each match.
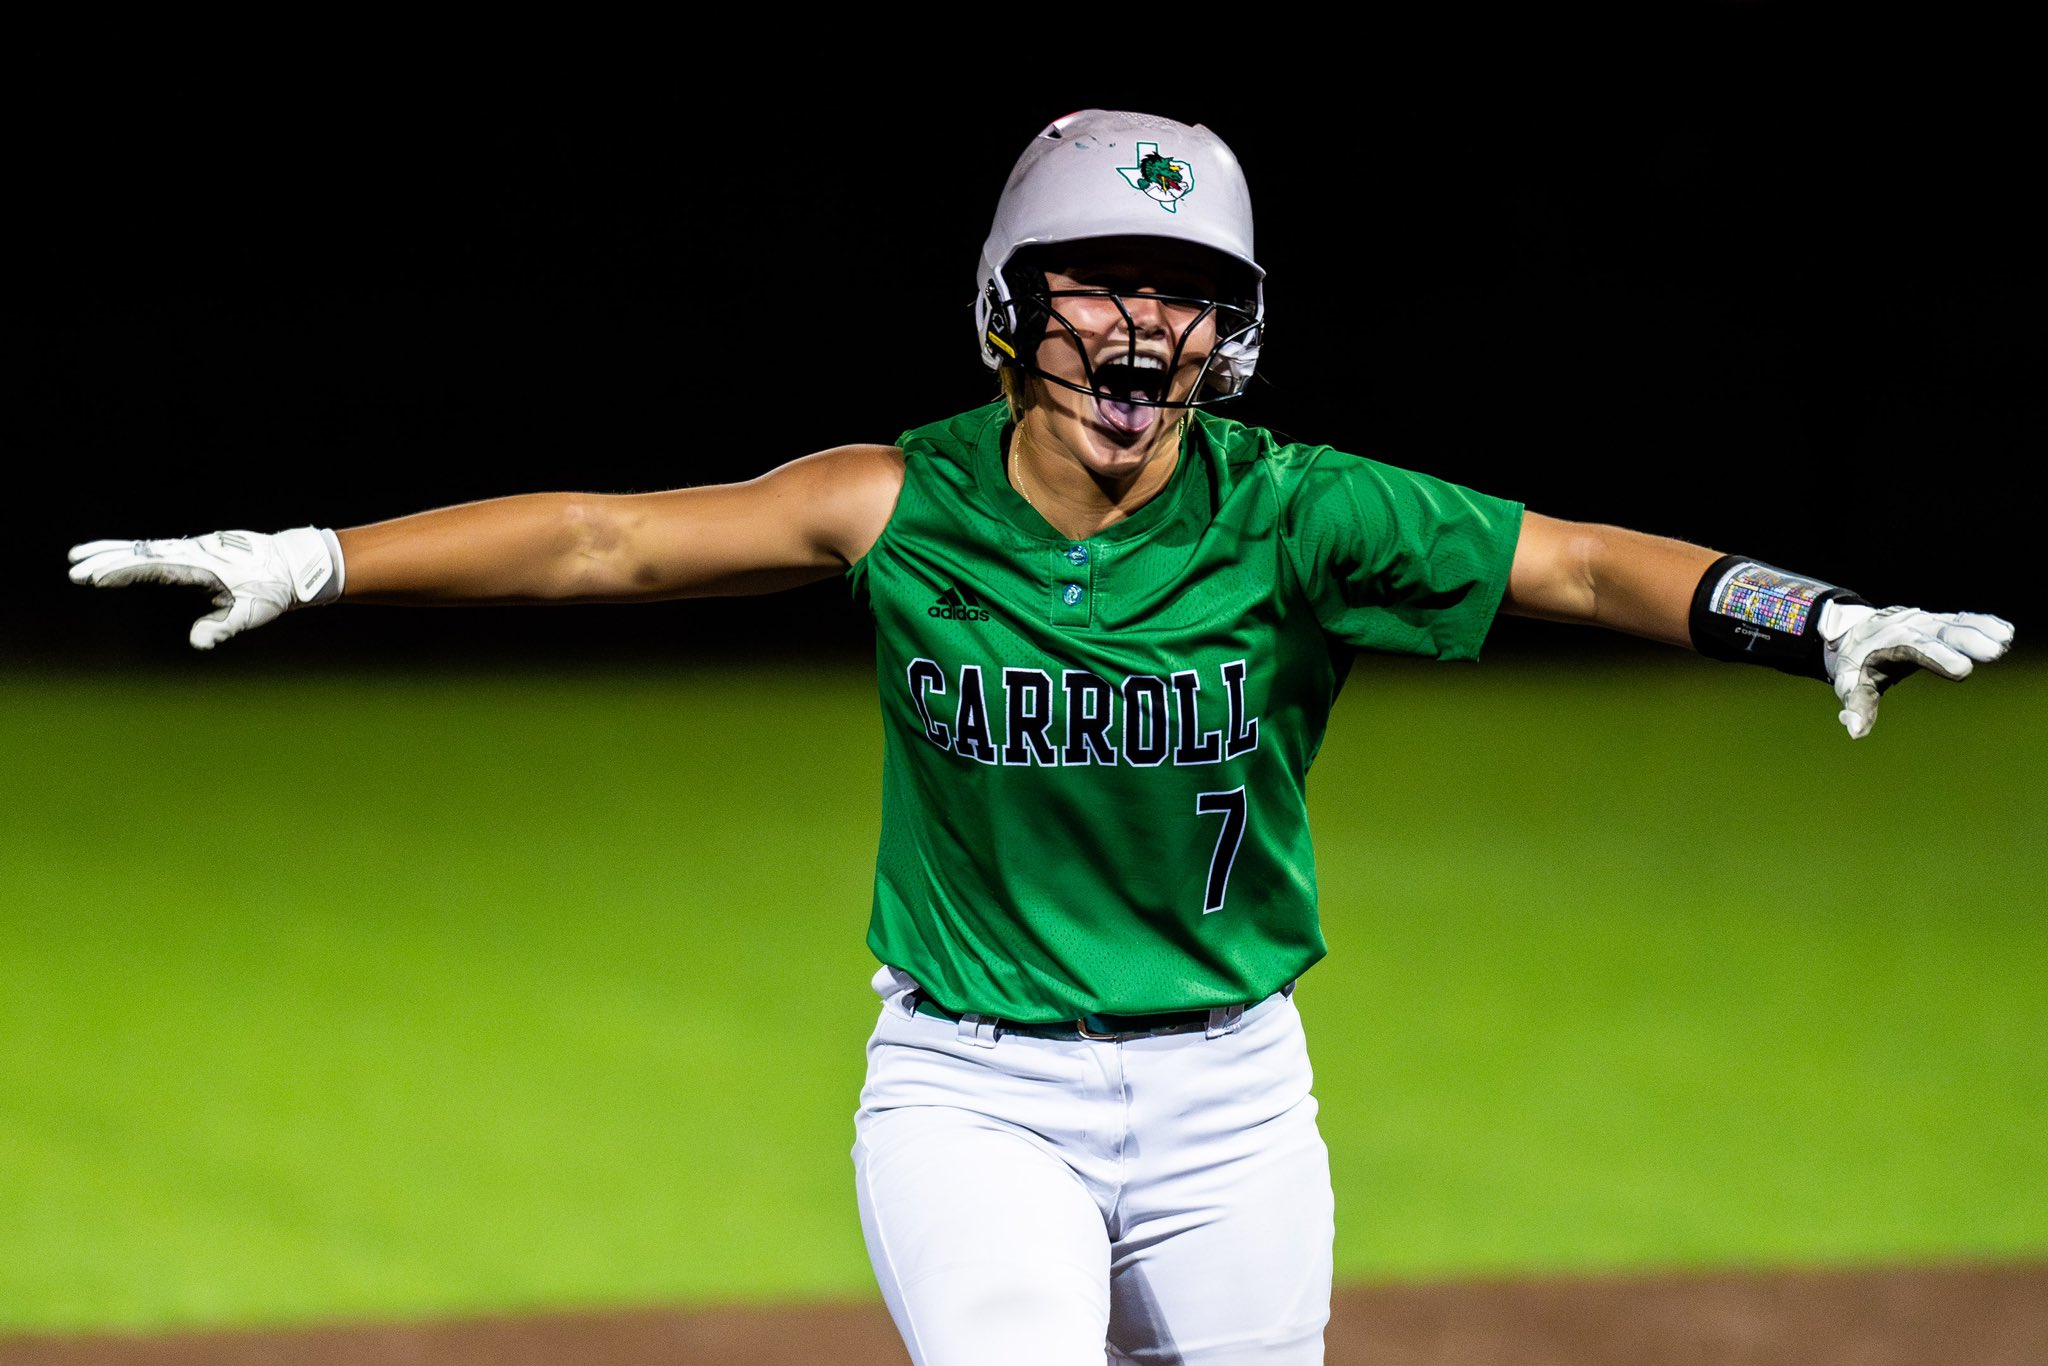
[19,10,2040,675]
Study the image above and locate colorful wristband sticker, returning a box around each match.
[1709,561,1836,637]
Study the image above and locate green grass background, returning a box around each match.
[2,654,2043,1334]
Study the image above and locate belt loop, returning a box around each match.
[958,1013,1000,1048]
[1205,1003,1245,1039]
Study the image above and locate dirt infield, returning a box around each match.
[3,1261,2043,1366]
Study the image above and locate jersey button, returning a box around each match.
[1065,544,1089,565]
[1063,584,1084,607]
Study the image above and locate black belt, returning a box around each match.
[908,990,1232,1042]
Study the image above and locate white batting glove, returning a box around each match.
[1820,600,2015,740]
[67,527,346,650]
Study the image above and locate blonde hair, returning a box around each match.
[998,364,1029,419]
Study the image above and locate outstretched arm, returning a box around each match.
[336,444,904,603]
[68,444,905,647]
[1501,512,1719,647]
[1502,511,2015,739]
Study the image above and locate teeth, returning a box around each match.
[1096,353,1166,370]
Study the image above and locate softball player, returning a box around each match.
[69,110,2013,1364]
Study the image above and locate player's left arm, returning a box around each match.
[1502,511,2016,739]
[1501,512,1717,646]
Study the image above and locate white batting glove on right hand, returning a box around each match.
[1820,600,2015,740]
[67,527,346,650]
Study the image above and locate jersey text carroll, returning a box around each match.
[904,657,1261,767]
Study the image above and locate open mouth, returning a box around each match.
[1092,353,1168,434]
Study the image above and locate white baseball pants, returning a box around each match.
[852,968,1334,1365]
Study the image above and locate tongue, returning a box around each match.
[1097,396,1159,436]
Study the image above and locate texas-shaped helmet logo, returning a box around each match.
[1117,143,1192,212]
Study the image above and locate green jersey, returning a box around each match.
[846,401,1523,1021]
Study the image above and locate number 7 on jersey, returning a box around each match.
[1196,787,1248,914]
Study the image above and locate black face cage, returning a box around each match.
[997,260,1262,408]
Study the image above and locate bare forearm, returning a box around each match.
[1504,514,1723,648]
[336,493,644,603]
[332,448,900,605]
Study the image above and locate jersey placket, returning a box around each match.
[1052,541,1093,628]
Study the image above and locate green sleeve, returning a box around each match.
[1270,443,1524,660]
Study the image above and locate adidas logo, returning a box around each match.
[928,586,992,622]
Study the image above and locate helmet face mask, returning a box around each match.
[1002,265,1262,411]
[977,111,1266,408]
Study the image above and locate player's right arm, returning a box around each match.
[67,444,906,649]
[339,444,904,602]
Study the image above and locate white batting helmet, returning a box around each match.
[975,109,1266,403]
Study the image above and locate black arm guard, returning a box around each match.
[1688,555,1869,680]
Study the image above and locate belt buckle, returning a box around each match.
[1074,1013,1199,1042]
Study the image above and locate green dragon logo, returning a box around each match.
[1116,142,1193,212]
